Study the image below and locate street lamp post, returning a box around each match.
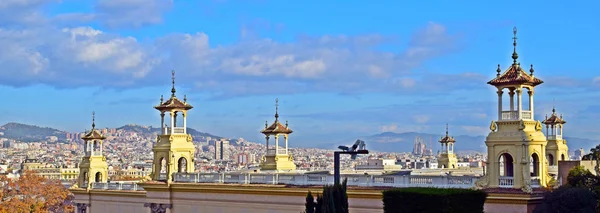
[334,140,369,185]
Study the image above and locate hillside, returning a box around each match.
[0,122,222,142]
[0,123,67,142]
[116,124,222,139]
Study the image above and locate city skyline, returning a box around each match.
[1,0,600,147]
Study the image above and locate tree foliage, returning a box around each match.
[0,170,74,213]
[582,144,600,174]
[533,187,597,213]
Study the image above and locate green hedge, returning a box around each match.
[382,188,488,213]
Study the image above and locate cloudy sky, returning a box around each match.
[0,0,599,147]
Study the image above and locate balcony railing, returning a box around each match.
[266,150,276,155]
[163,127,186,134]
[531,177,540,187]
[499,176,514,188]
[158,173,167,181]
[171,173,481,189]
[500,110,532,120]
[547,135,563,140]
[89,182,144,191]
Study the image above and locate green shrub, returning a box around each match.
[382,188,487,213]
[567,165,597,187]
[305,178,349,213]
[533,187,597,213]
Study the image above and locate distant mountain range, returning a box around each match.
[0,122,221,142]
[355,132,600,153]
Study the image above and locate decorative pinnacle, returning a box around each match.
[160,95,164,104]
[529,64,535,76]
[445,123,449,136]
[265,121,268,128]
[171,70,176,97]
[274,98,279,121]
[286,120,289,128]
[184,95,187,103]
[92,111,96,129]
[496,64,501,77]
[512,27,519,64]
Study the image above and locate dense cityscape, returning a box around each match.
[0,122,589,183]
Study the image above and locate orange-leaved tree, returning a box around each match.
[0,170,74,213]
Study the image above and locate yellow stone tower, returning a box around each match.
[542,106,569,170]
[151,71,195,183]
[260,98,296,171]
[481,27,550,191]
[437,124,458,169]
[77,112,108,189]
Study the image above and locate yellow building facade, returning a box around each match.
[259,98,297,171]
[151,71,196,183]
[77,112,109,189]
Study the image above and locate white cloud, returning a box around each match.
[412,115,431,124]
[380,124,399,132]
[0,2,462,97]
[95,0,173,29]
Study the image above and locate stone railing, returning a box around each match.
[547,135,562,140]
[172,173,480,188]
[163,127,186,134]
[499,176,514,188]
[500,110,533,120]
[90,182,144,191]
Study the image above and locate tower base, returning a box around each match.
[260,154,296,171]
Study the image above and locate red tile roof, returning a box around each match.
[439,135,456,143]
[261,120,293,135]
[542,108,566,125]
[488,64,543,87]
[154,96,193,111]
[82,129,106,140]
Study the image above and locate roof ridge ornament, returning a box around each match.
[496,64,501,77]
[445,123,449,137]
[512,27,518,65]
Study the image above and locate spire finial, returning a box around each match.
[160,95,164,104]
[445,123,449,136]
[92,111,96,129]
[184,95,187,103]
[529,64,535,76]
[265,120,268,128]
[274,98,279,121]
[496,64,501,77]
[512,27,519,64]
[171,70,176,97]
[286,120,289,128]
[552,98,556,114]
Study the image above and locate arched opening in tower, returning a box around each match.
[547,154,554,166]
[160,157,167,173]
[561,154,565,161]
[530,153,540,177]
[499,153,514,177]
[178,157,188,173]
[95,172,102,182]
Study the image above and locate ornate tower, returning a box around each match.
[77,112,108,189]
[151,71,195,183]
[260,98,296,171]
[483,27,549,190]
[542,106,569,168]
[438,124,458,169]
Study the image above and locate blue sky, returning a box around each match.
[1,0,600,148]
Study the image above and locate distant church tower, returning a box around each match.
[77,112,108,189]
[438,124,457,169]
[260,98,296,171]
[151,71,195,183]
[482,27,549,191]
[542,106,569,169]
